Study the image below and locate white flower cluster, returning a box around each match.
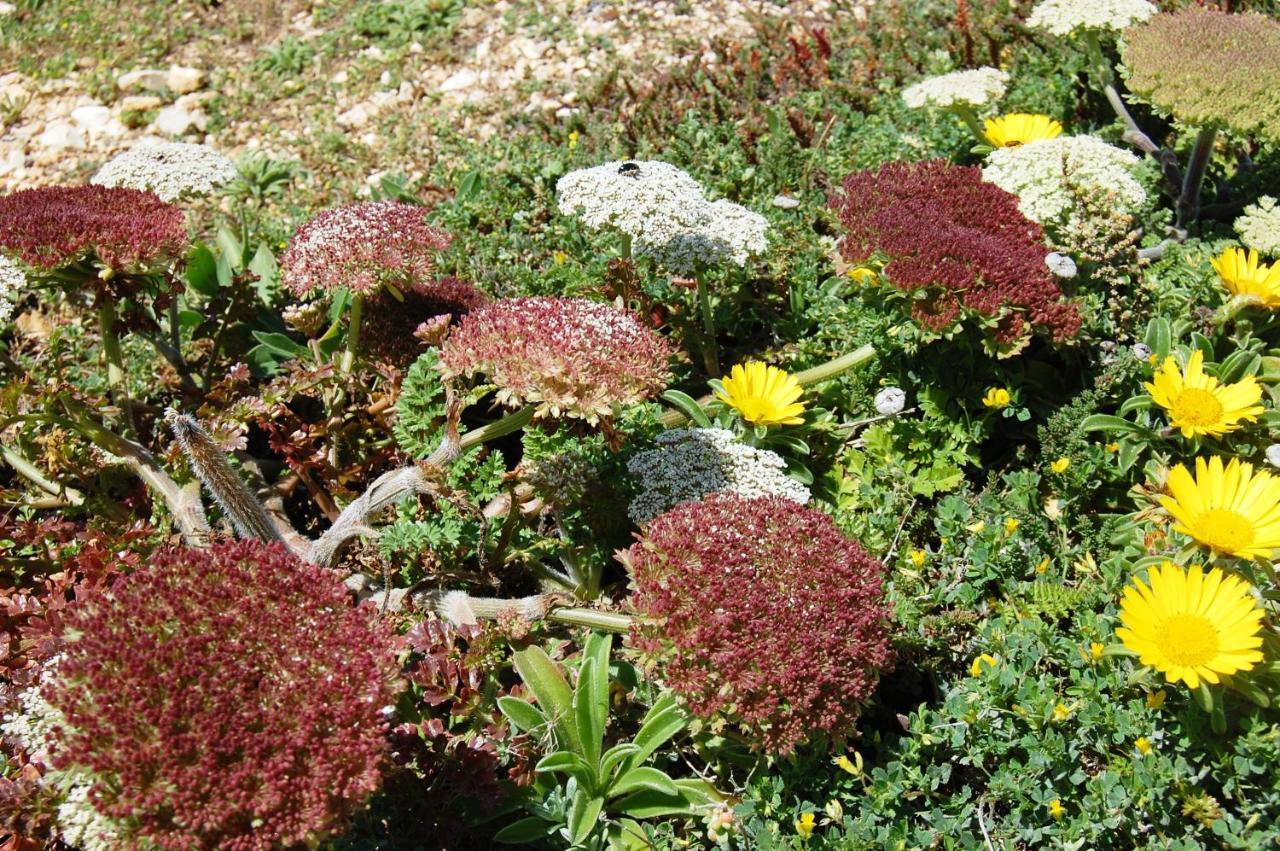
[901,67,1009,110]
[1,681,59,761]
[0,253,23,324]
[57,783,123,851]
[1235,196,1280,257]
[556,160,768,274]
[982,135,1147,228]
[627,427,809,524]
[91,142,238,201]
[1026,0,1157,37]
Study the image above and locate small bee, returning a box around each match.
[617,161,641,178]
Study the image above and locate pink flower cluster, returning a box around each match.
[831,159,1080,348]
[438,296,674,422]
[623,493,894,754]
[0,185,187,272]
[280,201,452,297]
[362,276,490,366]
[44,540,400,850]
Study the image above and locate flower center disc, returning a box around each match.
[1196,508,1256,554]
[1154,613,1219,667]
[1170,388,1225,427]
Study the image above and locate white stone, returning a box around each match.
[36,119,84,149]
[336,102,374,129]
[331,69,349,85]
[154,105,206,135]
[379,70,392,86]
[119,94,162,111]
[117,68,168,92]
[70,104,111,130]
[0,3,15,16]
[439,69,478,93]
[0,148,25,177]
[772,194,800,209]
[166,65,203,94]
[409,41,424,54]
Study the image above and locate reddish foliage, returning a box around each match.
[43,540,400,850]
[281,201,452,296]
[830,159,1080,346]
[361,276,490,366]
[624,493,894,755]
[0,185,187,272]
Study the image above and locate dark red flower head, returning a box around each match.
[0,185,187,273]
[623,493,894,754]
[281,201,452,297]
[361,276,490,366]
[830,159,1080,350]
[44,540,400,850]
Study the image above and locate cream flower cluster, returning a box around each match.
[556,160,768,274]
[1027,0,1157,37]
[627,427,809,524]
[1235,196,1280,257]
[0,253,23,323]
[901,67,1009,110]
[982,135,1147,228]
[91,142,238,201]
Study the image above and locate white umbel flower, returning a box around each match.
[557,160,768,273]
[91,141,238,201]
[1234,196,1280,257]
[1266,444,1280,468]
[1027,0,1157,37]
[982,135,1146,228]
[0,253,23,324]
[901,67,1009,110]
[627,427,809,524]
[1045,252,1078,278]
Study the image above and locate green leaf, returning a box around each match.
[493,816,556,844]
[497,696,546,733]
[613,779,719,819]
[600,743,641,781]
[609,767,678,798]
[1116,394,1153,415]
[251,331,308,359]
[457,169,483,202]
[535,750,596,788]
[1079,414,1153,437]
[568,792,605,846]
[248,242,279,302]
[216,226,245,271]
[513,645,582,756]
[1219,350,1261,383]
[185,245,219,296]
[1144,317,1171,359]
[575,632,611,766]
[659,390,712,427]
[624,692,688,772]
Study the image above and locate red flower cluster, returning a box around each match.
[0,185,187,272]
[830,159,1080,348]
[362,276,489,366]
[438,296,674,422]
[280,201,452,297]
[623,493,894,754]
[44,540,400,850]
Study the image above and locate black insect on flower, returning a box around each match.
[617,161,641,178]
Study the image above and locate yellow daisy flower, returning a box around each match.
[716,362,806,427]
[982,387,1011,409]
[1115,561,1264,690]
[1145,350,1263,438]
[1211,247,1280,308]
[1160,457,1280,559]
[795,811,816,839]
[983,113,1064,147]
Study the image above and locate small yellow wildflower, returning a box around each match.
[1049,799,1065,820]
[1090,642,1104,662]
[567,130,580,149]
[966,520,987,534]
[1105,442,1120,453]
[1135,737,1153,756]
[848,266,877,284]
[553,250,568,266]
[909,549,926,568]
[1052,702,1072,722]
[970,653,999,677]
[982,387,1012,409]
[1004,517,1020,534]
[834,753,862,776]
[1035,557,1050,574]
[1050,457,1071,474]
[1146,689,1167,711]
[795,812,816,839]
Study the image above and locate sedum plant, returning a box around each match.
[495,634,717,849]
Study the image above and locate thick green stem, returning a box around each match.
[546,607,633,633]
[459,405,536,451]
[1177,126,1217,229]
[1,445,85,505]
[340,293,364,373]
[694,268,721,377]
[950,104,990,147]
[97,300,136,435]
